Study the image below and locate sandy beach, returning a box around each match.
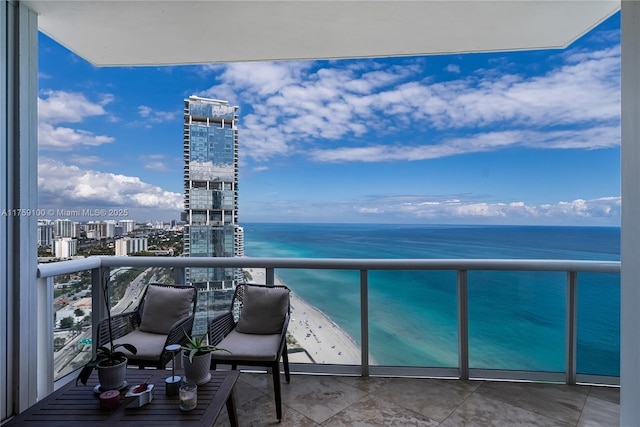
[245,268,361,365]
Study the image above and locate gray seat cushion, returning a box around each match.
[236,286,289,335]
[138,285,195,334]
[112,329,167,361]
[211,329,281,362]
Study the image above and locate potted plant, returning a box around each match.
[181,330,226,385]
[77,342,137,389]
[76,271,137,390]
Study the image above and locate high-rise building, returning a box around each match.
[104,220,117,238]
[183,95,241,333]
[37,220,53,247]
[54,238,77,258]
[115,237,148,256]
[54,219,73,238]
[119,220,136,234]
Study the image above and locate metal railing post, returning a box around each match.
[36,276,54,399]
[91,267,108,353]
[566,271,578,385]
[360,270,369,377]
[458,270,469,380]
[266,268,275,285]
[172,267,185,284]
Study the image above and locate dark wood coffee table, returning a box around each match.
[3,369,239,426]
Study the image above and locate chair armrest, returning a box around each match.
[165,314,195,348]
[208,312,235,346]
[97,311,141,346]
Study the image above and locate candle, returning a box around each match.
[179,383,197,411]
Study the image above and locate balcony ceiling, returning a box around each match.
[24,1,620,67]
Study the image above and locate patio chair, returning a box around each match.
[98,283,198,369]
[208,283,291,421]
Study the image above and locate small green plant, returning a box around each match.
[76,270,138,386]
[76,342,137,385]
[181,329,226,362]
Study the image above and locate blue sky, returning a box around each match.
[37,13,620,226]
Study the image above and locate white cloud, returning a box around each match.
[445,64,461,74]
[199,44,620,165]
[137,105,178,124]
[39,123,115,150]
[68,155,102,165]
[38,90,115,150]
[246,194,620,225]
[309,126,619,163]
[38,157,182,211]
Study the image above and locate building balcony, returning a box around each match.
[24,256,620,425]
[213,371,618,426]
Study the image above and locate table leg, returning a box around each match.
[226,390,238,427]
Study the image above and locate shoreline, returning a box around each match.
[245,268,362,365]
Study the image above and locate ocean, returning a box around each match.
[242,223,620,376]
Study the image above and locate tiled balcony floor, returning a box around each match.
[213,372,619,426]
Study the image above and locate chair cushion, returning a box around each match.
[211,329,281,362]
[236,286,289,335]
[139,285,195,334]
[112,330,167,361]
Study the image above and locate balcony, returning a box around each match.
[212,371,619,426]
[30,256,620,425]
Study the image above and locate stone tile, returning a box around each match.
[441,393,573,427]
[236,371,278,397]
[475,381,588,425]
[322,394,440,427]
[578,394,620,427]
[214,394,319,427]
[370,377,480,422]
[231,377,268,407]
[587,385,619,405]
[280,374,369,424]
[333,375,392,393]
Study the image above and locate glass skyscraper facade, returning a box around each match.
[183,96,242,333]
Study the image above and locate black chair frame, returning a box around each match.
[208,283,291,421]
[97,283,198,369]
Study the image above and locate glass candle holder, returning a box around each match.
[179,383,197,411]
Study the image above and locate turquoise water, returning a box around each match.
[242,223,620,376]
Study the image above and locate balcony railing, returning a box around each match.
[36,256,620,402]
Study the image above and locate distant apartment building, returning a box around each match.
[54,219,73,238]
[54,238,77,258]
[37,220,53,247]
[115,237,148,256]
[104,220,117,238]
[183,95,242,333]
[119,220,136,234]
[84,221,105,240]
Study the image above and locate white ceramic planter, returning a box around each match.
[182,352,211,385]
[98,357,127,390]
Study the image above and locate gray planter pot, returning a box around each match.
[182,352,211,385]
[98,357,128,390]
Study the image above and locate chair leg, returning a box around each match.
[282,348,291,383]
[272,361,282,421]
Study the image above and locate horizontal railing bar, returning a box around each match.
[38,256,621,278]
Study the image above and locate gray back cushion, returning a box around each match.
[236,286,289,335]
[139,285,195,335]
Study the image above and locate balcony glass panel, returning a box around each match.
[53,271,93,382]
[468,271,565,372]
[108,267,176,315]
[577,272,620,377]
[274,268,362,365]
[369,270,458,367]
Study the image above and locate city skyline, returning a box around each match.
[37,13,620,226]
